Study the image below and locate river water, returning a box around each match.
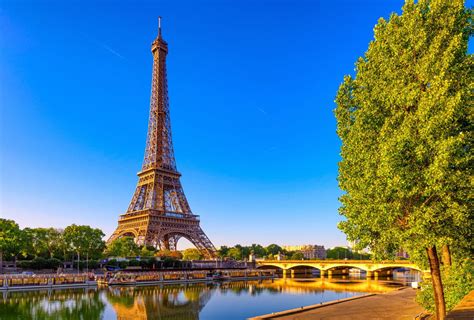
[0,276,414,319]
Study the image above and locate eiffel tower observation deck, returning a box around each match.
[108,18,216,258]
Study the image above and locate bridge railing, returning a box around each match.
[257,260,415,264]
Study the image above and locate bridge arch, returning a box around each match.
[323,265,368,272]
[372,265,422,273]
[255,263,284,270]
[287,264,322,271]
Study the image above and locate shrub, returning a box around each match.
[78,260,100,270]
[417,259,474,312]
[17,260,32,269]
[30,257,48,269]
[128,259,140,267]
[107,259,118,266]
[48,258,62,269]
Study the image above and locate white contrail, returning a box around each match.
[100,43,125,59]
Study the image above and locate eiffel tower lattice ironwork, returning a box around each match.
[108,18,217,258]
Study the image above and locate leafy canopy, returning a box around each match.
[0,219,27,259]
[105,237,140,258]
[63,224,105,259]
[335,0,472,264]
[182,248,204,260]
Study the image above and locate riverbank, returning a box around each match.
[0,269,276,291]
[250,288,425,320]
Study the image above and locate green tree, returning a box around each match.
[265,244,282,257]
[105,237,139,257]
[139,246,156,257]
[217,246,229,258]
[335,1,472,318]
[63,225,105,261]
[0,219,27,272]
[227,247,243,260]
[182,248,203,260]
[417,259,474,313]
[236,244,250,260]
[43,228,63,259]
[249,244,266,258]
[326,247,351,260]
[23,228,62,259]
[290,252,305,260]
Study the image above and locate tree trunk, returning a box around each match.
[0,251,3,274]
[441,244,451,267]
[427,246,446,320]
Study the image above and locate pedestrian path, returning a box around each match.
[251,288,425,320]
[446,290,474,320]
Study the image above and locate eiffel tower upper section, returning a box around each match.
[123,18,193,216]
[142,18,176,173]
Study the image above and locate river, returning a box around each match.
[0,274,418,319]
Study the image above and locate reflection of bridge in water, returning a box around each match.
[251,278,401,294]
[107,284,213,320]
[256,260,424,278]
[213,279,401,294]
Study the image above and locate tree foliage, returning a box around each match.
[335,0,472,316]
[105,237,140,258]
[227,247,244,260]
[0,219,26,261]
[182,248,203,260]
[326,247,370,260]
[23,228,62,259]
[62,224,105,259]
[217,243,290,260]
[290,252,305,260]
[140,246,156,257]
[417,259,474,312]
[265,244,283,256]
[155,249,183,260]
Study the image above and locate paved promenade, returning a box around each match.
[252,288,425,320]
[446,290,474,319]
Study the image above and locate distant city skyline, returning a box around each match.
[1,0,409,249]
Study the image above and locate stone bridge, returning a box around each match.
[256,260,424,277]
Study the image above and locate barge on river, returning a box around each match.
[103,269,277,286]
[0,273,97,291]
[1,269,277,291]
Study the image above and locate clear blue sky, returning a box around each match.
[1,0,410,249]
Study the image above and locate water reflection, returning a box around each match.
[107,284,212,320]
[0,277,414,320]
[0,289,105,320]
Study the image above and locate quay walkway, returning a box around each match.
[446,290,474,319]
[250,288,425,320]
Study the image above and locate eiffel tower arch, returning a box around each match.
[108,18,217,258]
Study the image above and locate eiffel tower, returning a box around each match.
[108,18,216,258]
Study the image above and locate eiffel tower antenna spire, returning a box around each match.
[158,16,162,37]
[108,21,217,258]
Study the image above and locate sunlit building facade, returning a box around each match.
[282,245,327,259]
